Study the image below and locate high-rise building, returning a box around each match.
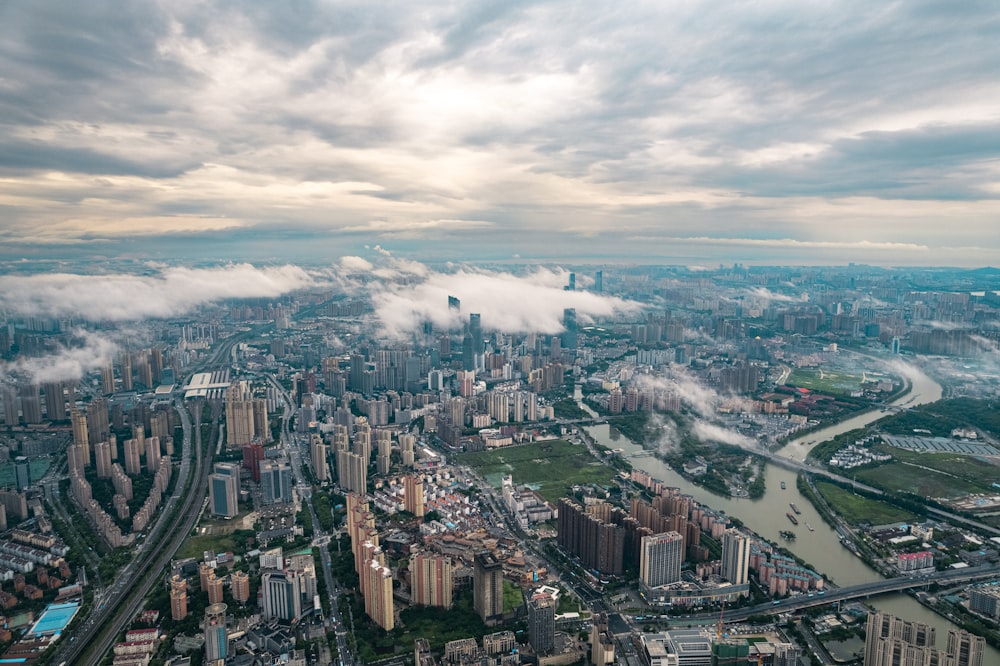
[527,592,556,656]
[640,532,684,591]
[947,629,986,666]
[94,441,112,478]
[170,575,188,621]
[101,362,115,395]
[261,570,303,621]
[230,570,250,604]
[561,308,578,350]
[594,270,603,293]
[71,410,90,467]
[260,460,293,504]
[864,612,938,666]
[376,435,390,476]
[721,529,750,589]
[404,474,425,517]
[43,382,65,421]
[206,571,225,605]
[474,551,504,625]
[204,603,229,662]
[225,381,256,449]
[410,550,453,608]
[400,433,416,468]
[145,435,161,474]
[14,458,31,491]
[310,434,329,482]
[209,462,240,518]
[2,386,18,426]
[363,554,395,630]
[86,397,110,446]
[123,438,142,476]
[337,450,368,494]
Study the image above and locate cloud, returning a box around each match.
[0,263,318,321]
[1,330,118,384]
[369,263,640,338]
[691,420,758,449]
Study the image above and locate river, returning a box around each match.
[578,365,998,658]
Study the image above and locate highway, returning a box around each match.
[688,564,1000,623]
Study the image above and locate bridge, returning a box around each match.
[687,564,1000,623]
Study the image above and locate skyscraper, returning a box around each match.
[561,308,578,350]
[204,603,229,662]
[230,570,250,604]
[209,462,240,518]
[94,441,112,478]
[170,575,188,621]
[721,529,750,588]
[43,382,65,421]
[865,612,937,666]
[225,381,256,449]
[474,551,504,625]
[336,450,367,494]
[123,437,142,476]
[404,474,425,517]
[260,459,293,505]
[261,570,302,621]
[640,532,684,591]
[947,628,986,666]
[527,592,556,656]
[71,410,90,467]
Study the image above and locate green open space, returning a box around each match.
[814,480,915,526]
[866,444,1000,495]
[458,439,618,504]
[854,460,985,499]
[787,368,866,395]
[0,458,51,488]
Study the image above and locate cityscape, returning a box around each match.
[2,3,1000,666]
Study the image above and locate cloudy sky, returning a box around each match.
[1,1,998,266]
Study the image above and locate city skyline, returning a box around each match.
[0,3,999,266]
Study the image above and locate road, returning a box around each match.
[271,375,356,666]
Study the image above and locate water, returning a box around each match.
[578,365,1000,661]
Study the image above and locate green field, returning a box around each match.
[815,480,915,526]
[855,462,984,499]
[868,445,1000,495]
[0,458,51,488]
[458,439,618,504]
[787,368,867,395]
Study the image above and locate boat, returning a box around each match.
[786,512,799,525]
[806,522,815,531]
[789,503,801,515]
[779,530,796,540]
[780,481,786,490]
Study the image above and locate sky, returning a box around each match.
[1,1,999,267]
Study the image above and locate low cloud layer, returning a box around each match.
[1,330,118,385]
[367,262,640,338]
[0,264,317,321]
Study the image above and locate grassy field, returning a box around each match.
[0,458,51,488]
[815,480,915,526]
[787,368,867,395]
[458,439,618,504]
[868,445,1000,494]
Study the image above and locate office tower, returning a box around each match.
[528,592,556,656]
[463,313,482,371]
[94,441,112,479]
[230,570,250,604]
[260,460,293,505]
[594,270,603,293]
[721,529,750,589]
[253,398,269,442]
[337,450,368,494]
[206,571,225,604]
[561,308,578,350]
[640,532,684,590]
[170,575,188,621]
[204,603,229,662]
[474,551,504,625]
[261,570,303,621]
[43,382,65,421]
[947,629,985,666]
[242,442,264,483]
[86,398,110,450]
[310,434,329,482]
[448,295,460,311]
[410,550,453,608]
[120,352,132,390]
[14,458,30,491]
[123,438,142,476]
[209,462,240,518]
[404,474,425,517]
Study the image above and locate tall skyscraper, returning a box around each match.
[527,592,556,656]
[86,398,110,450]
[123,437,142,476]
[474,551,504,625]
[947,628,986,666]
[721,529,750,588]
[336,450,367,494]
[363,553,395,631]
[594,270,603,293]
[865,612,938,666]
[640,532,684,591]
[43,382,65,421]
[94,441,112,478]
[71,410,90,466]
[209,462,240,518]
[14,458,31,491]
[204,603,229,662]
[561,308,578,350]
[230,570,250,604]
[225,381,256,449]
[410,550,453,608]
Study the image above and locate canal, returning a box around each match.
[578,365,998,658]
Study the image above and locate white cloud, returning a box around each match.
[0,264,318,321]
[1,330,118,384]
